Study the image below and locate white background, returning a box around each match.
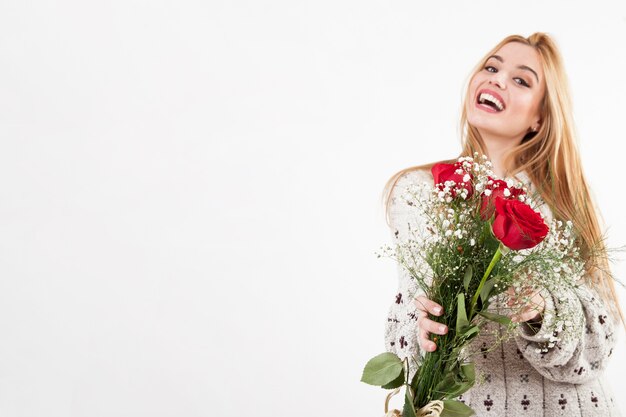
[0,1,625,416]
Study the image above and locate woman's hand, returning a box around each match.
[413,295,448,352]
[506,286,545,323]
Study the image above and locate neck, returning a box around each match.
[479,131,524,178]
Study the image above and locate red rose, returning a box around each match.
[480,177,525,219]
[431,162,474,199]
[492,197,549,250]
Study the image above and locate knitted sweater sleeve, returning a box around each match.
[514,268,619,384]
[383,170,431,363]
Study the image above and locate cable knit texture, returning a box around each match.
[384,168,622,417]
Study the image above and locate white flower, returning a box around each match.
[503,188,511,197]
[484,189,492,196]
[470,238,476,246]
[463,174,471,183]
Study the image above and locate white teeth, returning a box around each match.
[478,93,504,111]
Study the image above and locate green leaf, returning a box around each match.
[460,362,475,383]
[434,374,456,393]
[441,400,475,417]
[360,352,404,386]
[459,325,479,340]
[410,365,420,392]
[478,311,512,326]
[446,382,473,398]
[456,294,469,333]
[463,265,473,292]
[479,278,496,303]
[443,363,476,398]
[382,369,405,389]
[403,390,418,417]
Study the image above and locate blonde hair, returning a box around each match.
[383,32,624,324]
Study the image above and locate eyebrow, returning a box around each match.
[487,55,539,83]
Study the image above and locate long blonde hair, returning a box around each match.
[383,32,624,324]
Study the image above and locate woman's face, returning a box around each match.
[467,42,546,143]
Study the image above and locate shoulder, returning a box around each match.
[387,167,433,240]
[385,160,455,228]
[388,168,433,208]
[386,166,435,231]
[395,168,433,187]
[390,167,434,196]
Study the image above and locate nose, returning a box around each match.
[489,73,506,90]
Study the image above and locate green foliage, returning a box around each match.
[455,294,469,333]
[460,362,475,382]
[368,156,586,416]
[403,389,418,417]
[381,370,405,389]
[463,265,473,292]
[478,310,513,326]
[360,352,403,386]
[458,325,479,341]
[479,278,496,303]
[441,400,475,417]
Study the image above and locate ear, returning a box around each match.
[533,118,542,132]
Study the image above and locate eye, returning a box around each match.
[485,65,530,87]
[514,78,530,87]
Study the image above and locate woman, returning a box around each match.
[383,33,623,416]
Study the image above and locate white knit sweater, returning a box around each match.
[384,168,622,417]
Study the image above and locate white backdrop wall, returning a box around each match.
[0,1,625,416]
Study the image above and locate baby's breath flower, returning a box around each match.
[381,153,585,376]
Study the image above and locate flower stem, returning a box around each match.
[469,244,503,317]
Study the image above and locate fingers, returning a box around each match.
[414,295,443,316]
[509,288,545,323]
[511,309,540,323]
[417,318,447,351]
[419,316,449,336]
[419,328,437,352]
[413,296,447,352]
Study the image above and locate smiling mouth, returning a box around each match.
[476,92,505,112]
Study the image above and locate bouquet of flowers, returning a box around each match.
[361,155,585,417]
